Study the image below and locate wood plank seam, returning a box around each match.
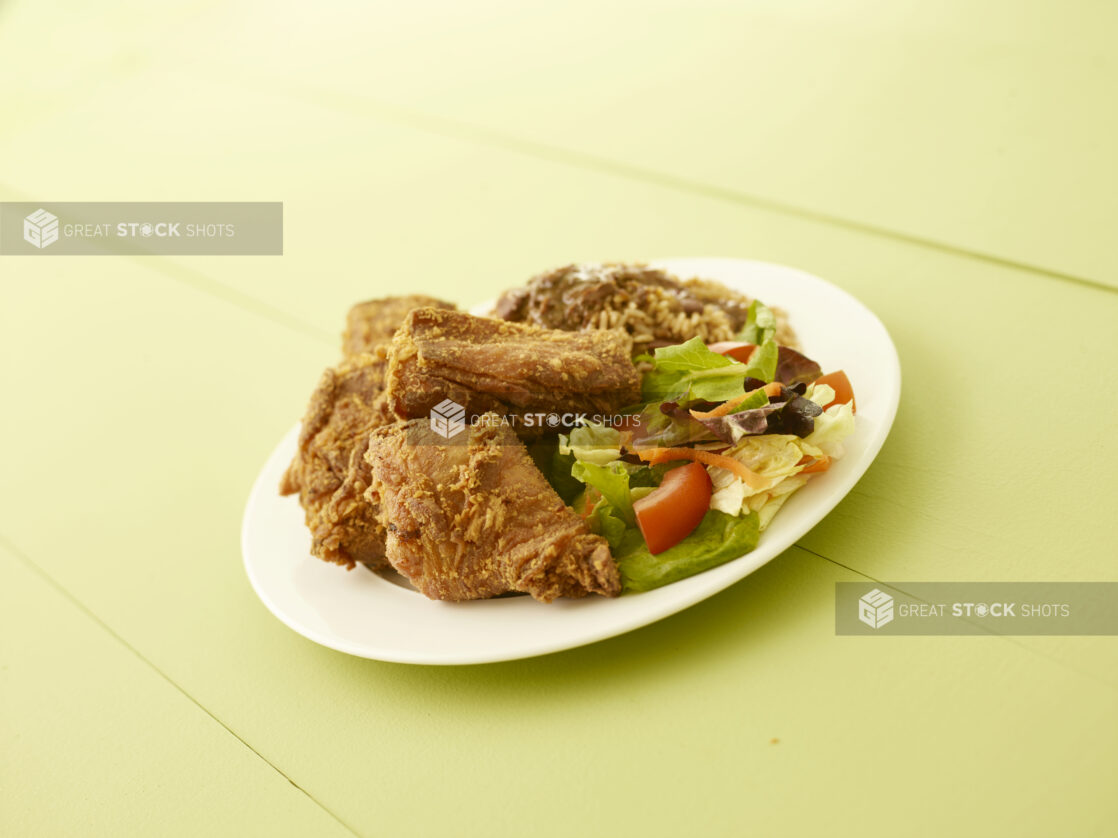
[0,179,334,346]
[793,542,1118,694]
[0,533,364,838]
[3,524,1113,732]
[268,82,1118,297]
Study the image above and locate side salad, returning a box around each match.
[548,301,857,593]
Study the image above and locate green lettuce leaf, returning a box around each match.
[586,501,628,551]
[641,337,735,402]
[571,460,636,525]
[614,510,761,592]
[690,371,757,402]
[736,299,777,344]
[642,336,777,402]
[727,387,770,414]
[741,338,778,383]
[643,337,733,372]
[562,419,676,533]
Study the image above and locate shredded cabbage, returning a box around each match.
[558,423,622,466]
[805,402,856,459]
[708,396,854,529]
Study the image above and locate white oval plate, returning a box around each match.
[242,258,900,664]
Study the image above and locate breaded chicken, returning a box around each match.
[342,294,456,357]
[284,296,461,568]
[384,308,641,428]
[280,353,394,569]
[365,416,620,602]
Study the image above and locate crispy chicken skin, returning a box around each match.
[384,308,642,425]
[284,295,460,569]
[343,295,456,357]
[365,416,621,602]
[279,353,394,570]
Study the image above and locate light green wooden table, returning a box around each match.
[2,2,1116,836]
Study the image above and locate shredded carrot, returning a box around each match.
[688,381,784,421]
[635,446,769,491]
[689,388,761,420]
[797,455,832,474]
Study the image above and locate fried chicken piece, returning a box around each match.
[343,294,456,357]
[280,353,395,569]
[283,295,460,568]
[365,416,620,602]
[384,308,641,428]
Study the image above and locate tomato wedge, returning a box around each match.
[706,341,756,363]
[633,462,712,555]
[813,370,855,413]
